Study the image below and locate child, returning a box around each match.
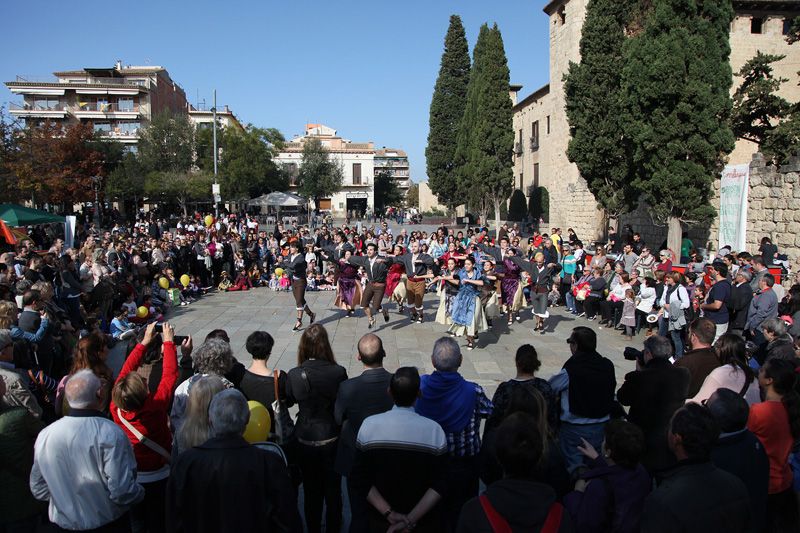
[547,279,561,308]
[110,307,137,341]
[218,271,233,291]
[279,271,291,291]
[620,288,637,340]
[306,272,317,291]
[228,270,252,292]
[122,293,137,320]
[268,273,280,291]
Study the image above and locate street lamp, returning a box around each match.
[91,175,102,229]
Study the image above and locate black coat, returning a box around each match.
[641,460,751,533]
[347,255,390,283]
[711,430,769,532]
[617,358,690,473]
[729,282,754,330]
[166,435,302,533]
[286,359,347,442]
[333,368,393,476]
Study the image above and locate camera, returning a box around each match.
[624,347,644,364]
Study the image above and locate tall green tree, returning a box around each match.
[426,14,471,213]
[296,137,344,209]
[373,170,404,211]
[455,24,514,235]
[138,112,194,173]
[405,182,419,209]
[565,0,637,229]
[454,25,490,223]
[622,0,735,254]
[731,52,791,147]
[0,109,20,202]
[105,152,146,213]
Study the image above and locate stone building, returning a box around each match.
[512,0,800,246]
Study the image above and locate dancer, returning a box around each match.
[347,243,390,328]
[321,248,361,317]
[510,252,557,334]
[448,256,488,350]
[285,240,316,331]
[480,258,500,326]
[477,237,523,324]
[384,244,407,314]
[385,240,434,323]
[433,257,461,327]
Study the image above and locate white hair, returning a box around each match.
[208,389,250,438]
[432,337,462,372]
[65,369,101,409]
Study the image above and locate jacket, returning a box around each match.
[347,255,390,283]
[674,347,720,398]
[641,460,751,533]
[110,342,178,473]
[745,288,778,331]
[333,367,393,475]
[617,358,690,472]
[0,405,45,525]
[166,435,302,533]
[457,478,575,533]
[0,366,42,419]
[563,457,651,533]
[711,430,769,532]
[286,359,348,442]
[30,410,144,530]
[729,282,754,330]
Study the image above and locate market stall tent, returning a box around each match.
[0,204,66,226]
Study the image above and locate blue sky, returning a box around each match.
[0,0,551,183]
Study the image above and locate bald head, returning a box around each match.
[65,369,103,410]
[357,333,385,367]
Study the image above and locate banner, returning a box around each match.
[65,215,76,250]
[718,164,749,252]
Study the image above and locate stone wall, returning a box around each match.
[617,154,800,260]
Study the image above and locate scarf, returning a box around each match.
[416,371,476,433]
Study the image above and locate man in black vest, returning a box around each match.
[348,243,391,328]
[549,326,616,474]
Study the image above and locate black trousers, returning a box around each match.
[600,299,624,324]
[298,441,342,533]
[444,455,479,532]
[130,478,166,533]
[584,295,601,318]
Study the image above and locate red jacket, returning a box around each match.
[111,341,178,472]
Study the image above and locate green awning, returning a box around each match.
[0,203,66,226]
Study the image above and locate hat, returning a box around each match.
[0,329,12,350]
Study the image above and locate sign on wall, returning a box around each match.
[718,164,750,252]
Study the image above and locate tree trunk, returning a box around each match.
[493,198,502,239]
[667,216,682,263]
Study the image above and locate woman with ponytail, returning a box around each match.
[748,358,800,532]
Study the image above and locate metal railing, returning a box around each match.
[75,102,139,113]
[9,102,66,112]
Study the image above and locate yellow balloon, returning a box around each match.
[274,268,284,276]
[158,277,169,289]
[180,274,190,287]
[243,401,271,443]
[204,215,214,227]
[136,306,148,319]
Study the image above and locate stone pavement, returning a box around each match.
[166,286,639,395]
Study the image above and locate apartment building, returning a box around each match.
[5,60,188,148]
[510,0,800,241]
[374,148,412,192]
[275,124,377,216]
[187,102,244,131]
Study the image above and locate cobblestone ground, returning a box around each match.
[167,283,638,395]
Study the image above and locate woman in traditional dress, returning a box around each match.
[448,256,488,350]
[433,257,461,327]
[499,249,525,326]
[322,248,362,317]
[480,259,500,326]
[384,244,408,313]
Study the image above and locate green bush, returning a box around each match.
[529,186,549,220]
[508,189,527,221]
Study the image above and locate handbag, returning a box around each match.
[270,370,296,446]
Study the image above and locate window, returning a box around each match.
[93,122,111,133]
[353,163,362,185]
[516,129,523,154]
[546,116,551,134]
[519,173,524,189]
[784,17,795,36]
[117,98,134,112]
[751,17,763,34]
[534,163,540,189]
[118,121,140,134]
[531,121,540,151]
[33,98,59,110]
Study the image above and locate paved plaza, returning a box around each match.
[166,284,638,395]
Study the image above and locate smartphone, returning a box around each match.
[173,335,188,345]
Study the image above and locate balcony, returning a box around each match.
[514,142,523,155]
[72,102,140,119]
[95,127,140,143]
[530,137,540,152]
[8,102,68,119]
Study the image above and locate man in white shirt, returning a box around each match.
[30,370,144,530]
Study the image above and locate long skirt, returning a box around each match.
[501,278,524,312]
[449,295,488,338]
[390,276,407,303]
[335,277,362,309]
[435,290,456,326]
[531,289,550,318]
[482,291,500,320]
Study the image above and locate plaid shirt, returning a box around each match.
[444,384,493,457]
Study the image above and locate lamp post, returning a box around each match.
[91,175,102,229]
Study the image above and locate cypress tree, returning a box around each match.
[426,15,471,213]
[622,0,735,254]
[564,0,637,228]
[455,24,514,235]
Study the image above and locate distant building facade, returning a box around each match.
[187,103,243,132]
[275,124,412,217]
[511,0,800,241]
[6,60,188,149]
